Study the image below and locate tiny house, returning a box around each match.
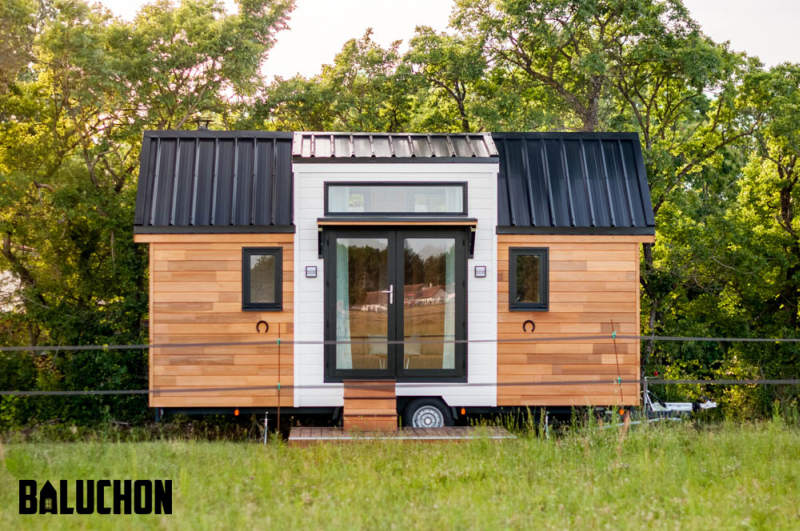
[133,131,655,428]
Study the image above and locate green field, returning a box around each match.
[1,421,799,529]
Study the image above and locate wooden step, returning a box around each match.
[343,379,397,432]
[343,380,396,399]
[343,415,397,432]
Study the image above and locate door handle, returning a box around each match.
[381,284,394,304]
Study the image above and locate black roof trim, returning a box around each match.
[496,226,654,235]
[492,132,655,231]
[134,225,295,234]
[492,131,640,140]
[143,130,294,139]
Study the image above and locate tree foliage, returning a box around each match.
[0,0,293,425]
[1,0,799,424]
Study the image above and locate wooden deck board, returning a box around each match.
[288,426,516,445]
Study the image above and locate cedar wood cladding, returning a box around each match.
[497,234,646,407]
[137,233,294,408]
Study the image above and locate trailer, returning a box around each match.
[133,130,655,430]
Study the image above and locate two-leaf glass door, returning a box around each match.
[324,229,466,382]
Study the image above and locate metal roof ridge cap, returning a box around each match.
[143,130,293,138]
[490,131,640,141]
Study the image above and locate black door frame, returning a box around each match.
[323,227,468,383]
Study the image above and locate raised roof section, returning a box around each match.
[292,132,498,162]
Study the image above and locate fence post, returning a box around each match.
[643,376,649,424]
[277,330,281,436]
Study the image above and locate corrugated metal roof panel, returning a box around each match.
[292,132,498,161]
[134,130,294,232]
[492,132,655,234]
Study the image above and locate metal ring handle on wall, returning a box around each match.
[256,320,269,334]
[522,320,535,333]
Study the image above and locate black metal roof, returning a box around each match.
[134,130,654,235]
[292,132,497,162]
[134,131,294,233]
[492,132,655,235]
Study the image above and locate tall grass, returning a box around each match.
[1,420,799,529]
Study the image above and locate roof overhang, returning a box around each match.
[496,226,654,236]
[133,224,295,234]
[317,217,477,227]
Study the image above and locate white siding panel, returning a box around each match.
[293,163,498,407]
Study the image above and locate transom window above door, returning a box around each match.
[325,182,467,215]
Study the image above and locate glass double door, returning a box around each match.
[323,229,467,381]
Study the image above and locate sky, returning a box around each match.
[95,0,800,79]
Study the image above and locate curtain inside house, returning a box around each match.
[335,242,352,369]
[443,241,455,369]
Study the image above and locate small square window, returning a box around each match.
[243,248,282,311]
[509,248,548,311]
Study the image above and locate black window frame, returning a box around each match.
[242,247,283,311]
[324,181,468,216]
[508,247,549,311]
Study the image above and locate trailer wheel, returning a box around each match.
[404,398,453,428]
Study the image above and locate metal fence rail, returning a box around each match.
[0,333,799,354]
[0,334,798,397]
[0,379,798,398]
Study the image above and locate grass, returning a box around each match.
[1,421,799,529]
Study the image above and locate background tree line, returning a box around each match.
[0,0,797,426]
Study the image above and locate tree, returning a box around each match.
[404,27,486,132]
[453,0,694,131]
[251,29,416,132]
[735,65,800,332]
[0,0,293,425]
[0,0,37,91]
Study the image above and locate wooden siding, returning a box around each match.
[497,234,648,407]
[136,233,294,408]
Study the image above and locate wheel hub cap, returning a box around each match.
[412,405,444,428]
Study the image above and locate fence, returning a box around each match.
[0,334,798,398]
